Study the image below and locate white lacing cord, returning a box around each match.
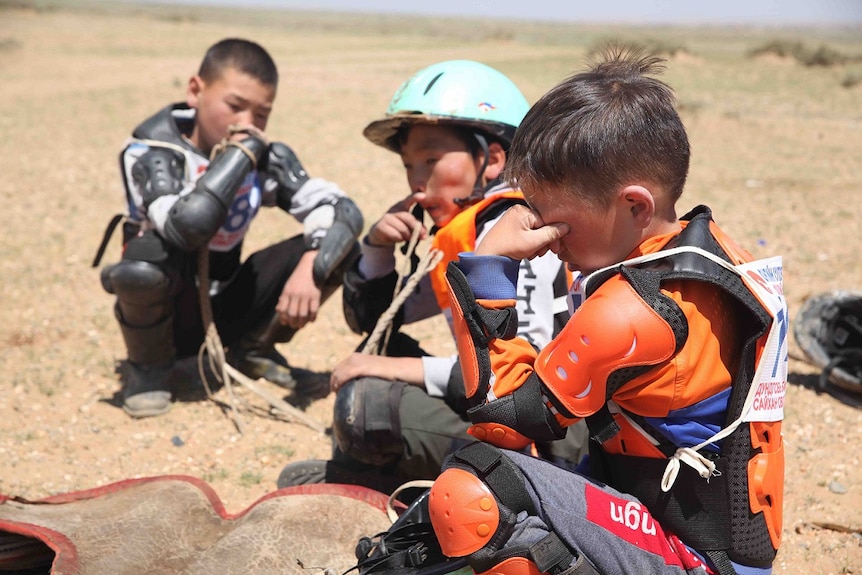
[386,480,435,523]
[662,308,784,492]
[661,447,719,492]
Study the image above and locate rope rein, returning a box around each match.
[360,221,442,355]
[193,126,324,435]
[208,124,270,169]
[196,247,327,434]
[195,138,438,432]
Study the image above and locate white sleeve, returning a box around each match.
[146,191,184,233]
[477,211,566,350]
[357,239,397,280]
[515,252,567,349]
[422,354,459,397]
[286,177,347,222]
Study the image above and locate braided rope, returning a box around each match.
[208,123,269,165]
[360,228,443,356]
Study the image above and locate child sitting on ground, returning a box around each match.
[428,45,788,575]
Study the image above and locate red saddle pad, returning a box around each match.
[0,475,392,575]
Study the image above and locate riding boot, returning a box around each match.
[227,317,299,389]
[118,309,176,418]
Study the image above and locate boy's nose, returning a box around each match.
[408,175,427,194]
[234,110,255,127]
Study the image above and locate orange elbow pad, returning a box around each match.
[468,423,533,450]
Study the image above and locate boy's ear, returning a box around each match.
[186,75,204,108]
[622,185,654,229]
[482,141,507,181]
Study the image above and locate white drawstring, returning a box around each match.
[661,446,719,492]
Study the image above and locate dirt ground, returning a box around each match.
[0,2,860,573]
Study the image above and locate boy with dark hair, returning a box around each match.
[98,38,363,418]
[428,46,787,575]
[278,60,588,492]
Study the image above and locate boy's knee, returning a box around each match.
[332,378,407,467]
[429,467,500,557]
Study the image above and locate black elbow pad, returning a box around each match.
[342,268,398,334]
[163,134,267,250]
[162,191,228,250]
[261,142,311,210]
[312,197,364,286]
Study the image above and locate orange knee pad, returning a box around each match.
[429,467,501,557]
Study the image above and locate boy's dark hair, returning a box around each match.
[504,44,690,208]
[198,38,278,88]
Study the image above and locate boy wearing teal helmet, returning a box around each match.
[278,60,587,492]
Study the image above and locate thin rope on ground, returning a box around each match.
[196,248,326,435]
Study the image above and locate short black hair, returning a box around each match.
[198,38,278,87]
[505,44,690,207]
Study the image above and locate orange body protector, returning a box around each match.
[444,206,788,568]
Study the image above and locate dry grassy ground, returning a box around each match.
[0,2,860,573]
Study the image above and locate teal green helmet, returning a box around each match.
[363,60,529,153]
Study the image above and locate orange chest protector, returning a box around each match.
[429,191,525,312]
[538,206,788,572]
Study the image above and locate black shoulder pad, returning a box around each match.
[132,148,185,208]
[131,103,196,150]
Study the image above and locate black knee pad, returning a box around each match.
[333,378,407,467]
[102,259,169,301]
[102,258,171,326]
[101,230,173,300]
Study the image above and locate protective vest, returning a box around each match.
[538,205,787,573]
[429,190,525,312]
[93,103,256,279]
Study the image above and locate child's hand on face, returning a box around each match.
[366,192,428,247]
[475,204,569,260]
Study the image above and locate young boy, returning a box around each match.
[277,60,588,492]
[97,38,363,418]
[427,47,787,575]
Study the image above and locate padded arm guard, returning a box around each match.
[311,196,363,286]
[162,135,267,251]
[446,262,566,449]
[131,148,185,208]
[260,142,310,210]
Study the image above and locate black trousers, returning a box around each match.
[169,234,344,358]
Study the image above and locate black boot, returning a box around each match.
[227,318,298,389]
[118,313,175,418]
[276,458,406,495]
[123,361,173,418]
